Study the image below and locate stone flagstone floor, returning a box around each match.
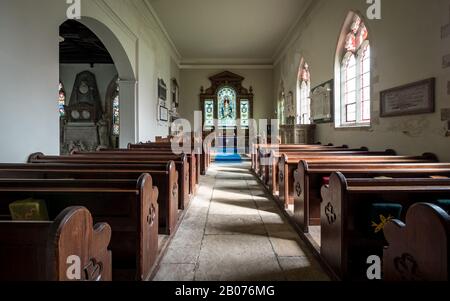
[153,162,330,281]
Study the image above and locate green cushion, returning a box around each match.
[367,203,403,239]
[9,198,49,221]
[437,200,450,214]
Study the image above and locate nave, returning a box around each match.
[154,162,329,281]
[1,0,450,285]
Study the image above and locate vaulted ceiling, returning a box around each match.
[148,0,311,65]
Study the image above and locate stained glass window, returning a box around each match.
[217,87,237,127]
[297,62,311,125]
[112,81,120,136]
[58,82,66,117]
[204,100,214,128]
[240,100,249,128]
[339,14,371,127]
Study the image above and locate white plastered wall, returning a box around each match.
[273,0,450,161]
[0,0,181,162]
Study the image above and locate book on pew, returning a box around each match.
[8,198,49,221]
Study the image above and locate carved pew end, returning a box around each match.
[0,206,112,281]
[384,203,450,281]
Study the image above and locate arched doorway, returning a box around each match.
[58,17,136,154]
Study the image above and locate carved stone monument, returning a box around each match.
[62,71,104,154]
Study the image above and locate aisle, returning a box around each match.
[153,162,329,281]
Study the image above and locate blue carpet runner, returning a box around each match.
[214,148,242,162]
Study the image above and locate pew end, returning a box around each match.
[55,206,112,281]
[0,206,112,281]
[422,153,439,162]
[383,203,450,281]
[385,149,397,155]
[27,152,45,163]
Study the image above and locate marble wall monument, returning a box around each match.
[61,71,110,154]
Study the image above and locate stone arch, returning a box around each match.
[60,16,137,148]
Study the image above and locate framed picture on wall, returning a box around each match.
[172,78,179,108]
[380,78,435,117]
[159,106,169,122]
[158,78,167,101]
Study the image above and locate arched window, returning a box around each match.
[58,82,66,117]
[335,13,371,127]
[217,87,237,128]
[297,62,311,124]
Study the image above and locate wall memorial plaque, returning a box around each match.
[441,108,450,121]
[159,106,169,122]
[380,78,435,117]
[310,80,334,123]
[444,54,450,69]
[158,78,167,101]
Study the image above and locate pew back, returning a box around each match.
[28,153,188,212]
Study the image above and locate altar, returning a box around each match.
[200,71,254,157]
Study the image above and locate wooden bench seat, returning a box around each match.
[294,162,450,233]
[128,141,202,180]
[265,149,393,193]
[259,147,368,184]
[0,162,178,235]
[279,153,438,210]
[253,143,345,174]
[0,175,158,281]
[28,152,189,212]
[320,173,450,280]
[0,206,112,281]
[92,149,198,195]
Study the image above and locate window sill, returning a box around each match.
[335,124,372,130]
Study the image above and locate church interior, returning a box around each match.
[0,0,449,283]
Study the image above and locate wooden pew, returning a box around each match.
[203,134,215,174]
[320,173,450,280]
[259,146,359,183]
[0,206,112,281]
[257,146,348,182]
[29,152,189,212]
[253,143,342,174]
[294,162,450,233]
[278,153,437,210]
[0,175,158,281]
[93,149,198,195]
[120,146,199,188]
[0,162,178,235]
[70,152,190,208]
[251,143,321,171]
[129,140,202,181]
[265,147,379,193]
[383,202,450,281]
